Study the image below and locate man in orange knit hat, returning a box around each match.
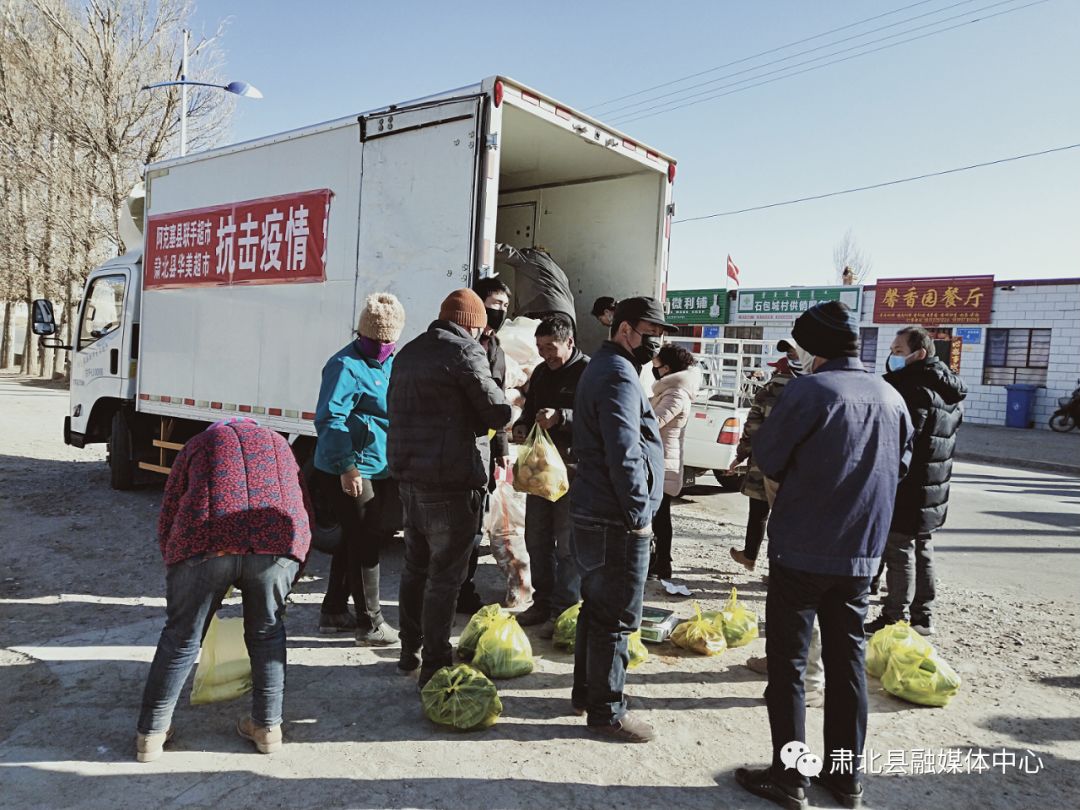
[387,288,512,686]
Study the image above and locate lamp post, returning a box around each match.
[141,29,262,156]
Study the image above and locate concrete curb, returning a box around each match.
[955,452,1080,478]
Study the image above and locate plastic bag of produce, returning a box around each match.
[458,604,508,660]
[472,614,534,678]
[671,603,727,656]
[627,629,649,669]
[553,602,581,651]
[191,614,251,705]
[421,664,503,730]
[485,472,533,608]
[882,647,961,707]
[513,424,569,503]
[717,588,759,649]
[498,316,543,367]
[865,620,933,679]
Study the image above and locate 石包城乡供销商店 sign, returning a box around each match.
[873,276,994,325]
[732,286,862,323]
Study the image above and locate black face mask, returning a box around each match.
[485,307,506,332]
[651,366,664,381]
[631,332,663,366]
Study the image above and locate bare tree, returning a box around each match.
[833,228,872,286]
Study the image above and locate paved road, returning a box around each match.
[680,462,1080,604]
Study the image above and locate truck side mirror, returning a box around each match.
[32,299,56,336]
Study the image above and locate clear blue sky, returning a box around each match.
[188,0,1079,289]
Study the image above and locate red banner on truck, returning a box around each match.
[873,275,993,325]
[143,189,332,289]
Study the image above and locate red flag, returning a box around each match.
[727,255,741,286]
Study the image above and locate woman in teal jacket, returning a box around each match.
[314,293,405,645]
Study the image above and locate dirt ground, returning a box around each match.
[1,373,1078,810]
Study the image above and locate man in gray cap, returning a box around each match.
[734,300,913,810]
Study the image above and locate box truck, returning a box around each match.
[32,76,677,488]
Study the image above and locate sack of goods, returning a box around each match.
[881,647,962,708]
[865,620,933,680]
[707,588,759,649]
[458,604,508,660]
[513,425,569,503]
[471,613,535,679]
[191,613,252,705]
[627,629,649,670]
[421,664,503,731]
[671,603,728,656]
[553,602,581,651]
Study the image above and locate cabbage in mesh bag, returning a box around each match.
[421,664,503,730]
[553,602,581,651]
[472,614,534,678]
[882,647,961,707]
[458,604,508,660]
[865,620,933,679]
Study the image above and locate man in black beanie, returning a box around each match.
[734,301,914,810]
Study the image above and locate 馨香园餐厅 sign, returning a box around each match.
[733,286,862,323]
[665,289,729,324]
[872,275,993,325]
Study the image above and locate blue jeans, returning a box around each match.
[137,553,299,734]
[765,562,870,791]
[398,484,484,683]
[524,494,580,618]
[569,515,650,726]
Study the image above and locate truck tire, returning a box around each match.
[108,410,136,491]
[715,472,744,492]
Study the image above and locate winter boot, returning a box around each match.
[355,564,400,646]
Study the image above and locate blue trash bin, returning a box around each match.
[1004,383,1038,428]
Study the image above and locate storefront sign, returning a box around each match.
[702,325,721,338]
[873,275,993,325]
[955,327,983,344]
[949,336,963,373]
[733,286,861,323]
[666,288,729,324]
[144,189,332,290]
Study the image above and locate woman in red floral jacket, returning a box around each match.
[136,418,312,762]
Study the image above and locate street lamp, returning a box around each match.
[141,29,262,156]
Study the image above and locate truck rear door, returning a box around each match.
[356,95,484,326]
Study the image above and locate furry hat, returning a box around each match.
[357,293,406,342]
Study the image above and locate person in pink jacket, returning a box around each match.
[648,344,701,579]
[136,418,312,762]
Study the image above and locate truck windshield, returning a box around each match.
[78,275,126,350]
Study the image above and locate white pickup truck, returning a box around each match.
[669,337,772,491]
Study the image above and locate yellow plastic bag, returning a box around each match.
[671,603,727,656]
[714,588,759,649]
[553,602,581,651]
[421,664,503,730]
[458,604,508,660]
[191,614,252,705]
[865,620,933,679]
[472,614,534,678]
[882,647,961,707]
[627,629,649,669]
[513,424,569,502]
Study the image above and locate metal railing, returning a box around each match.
[667,336,773,410]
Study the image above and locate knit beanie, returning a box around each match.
[358,293,406,342]
[791,301,860,359]
[439,288,487,331]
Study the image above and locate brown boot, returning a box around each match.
[730,547,756,572]
[236,716,282,754]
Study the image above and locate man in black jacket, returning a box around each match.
[866,326,967,638]
[388,289,512,685]
[512,314,589,635]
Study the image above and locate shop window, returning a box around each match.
[983,328,1050,386]
[860,327,878,372]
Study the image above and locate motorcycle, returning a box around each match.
[1049,379,1080,432]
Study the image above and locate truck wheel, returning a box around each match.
[715,472,744,492]
[1049,412,1076,432]
[108,410,136,490]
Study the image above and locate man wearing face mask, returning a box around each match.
[569,296,675,743]
[735,301,913,810]
[865,326,966,638]
[387,289,512,686]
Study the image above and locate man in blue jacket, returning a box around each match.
[735,301,913,810]
[569,296,674,743]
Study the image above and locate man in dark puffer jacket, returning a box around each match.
[387,289,512,685]
[866,326,967,637]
